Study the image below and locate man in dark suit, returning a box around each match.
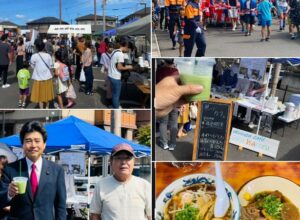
[0,121,66,220]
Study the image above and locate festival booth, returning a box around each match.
[0,115,150,218]
[209,58,300,159]
[115,15,151,108]
[47,24,92,41]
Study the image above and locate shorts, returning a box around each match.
[244,14,256,25]
[228,7,238,18]
[261,19,272,27]
[19,88,30,96]
[240,15,246,23]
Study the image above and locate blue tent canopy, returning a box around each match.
[100,18,139,36]
[0,116,150,156]
[271,58,300,66]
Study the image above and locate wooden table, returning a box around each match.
[156,162,300,198]
[134,81,150,108]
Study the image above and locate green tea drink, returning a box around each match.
[179,58,215,101]
[13,177,28,194]
[180,74,212,101]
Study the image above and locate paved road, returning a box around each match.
[0,63,150,109]
[154,118,300,161]
[154,19,300,57]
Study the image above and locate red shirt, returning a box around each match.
[156,66,179,84]
[98,42,107,54]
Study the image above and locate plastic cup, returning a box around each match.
[178,58,215,101]
[13,177,28,194]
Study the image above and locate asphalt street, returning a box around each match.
[155,118,300,161]
[153,18,300,57]
[0,63,150,109]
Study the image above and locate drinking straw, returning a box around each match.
[19,160,22,176]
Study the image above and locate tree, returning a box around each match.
[137,124,151,147]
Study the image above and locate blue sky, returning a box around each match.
[0,0,150,25]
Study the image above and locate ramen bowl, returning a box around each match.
[155,173,240,220]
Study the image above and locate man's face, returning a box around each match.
[23,131,46,162]
[111,151,134,182]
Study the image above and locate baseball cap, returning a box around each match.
[111,143,136,157]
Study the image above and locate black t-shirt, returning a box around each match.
[228,0,237,6]
[0,40,10,65]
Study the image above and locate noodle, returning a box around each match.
[164,183,232,220]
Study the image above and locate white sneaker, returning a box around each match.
[169,146,175,151]
[162,144,169,150]
[53,102,60,109]
[2,84,10,88]
[248,122,257,129]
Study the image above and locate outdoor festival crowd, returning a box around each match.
[152,0,300,57]
[0,33,140,109]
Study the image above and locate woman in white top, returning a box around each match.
[30,39,54,109]
[81,40,94,95]
[100,42,114,104]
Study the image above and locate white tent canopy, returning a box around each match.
[47,24,92,35]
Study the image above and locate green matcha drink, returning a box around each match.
[178,58,215,101]
[13,177,28,194]
[180,74,212,101]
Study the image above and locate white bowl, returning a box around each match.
[238,176,300,208]
[156,173,240,220]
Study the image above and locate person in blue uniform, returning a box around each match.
[165,0,185,50]
[183,0,207,57]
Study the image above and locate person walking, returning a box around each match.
[257,0,276,41]
[156,59,179,151]
[30,39,54,109]
[183,0,207,57]
[0,34,12,88]
[227,0,239,30]
[16,37,25,75]
[17,61,31,108]
[243,0,257,36]
[165,0,185,49]
[82,40,94,96]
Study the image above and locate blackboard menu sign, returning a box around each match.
[192,99,233,161]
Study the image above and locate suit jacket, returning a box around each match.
[0,158,66,220]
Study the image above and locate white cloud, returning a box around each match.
[16,14,25,19]
[27,19,33,22]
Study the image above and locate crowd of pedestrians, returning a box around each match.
[153,0,300,56]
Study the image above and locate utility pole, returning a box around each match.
[94,0,97,26]
[140,3,147,16]
[102,0,106,33]
[59,0,62,24]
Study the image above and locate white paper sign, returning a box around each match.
[240,58,268,81]
[59,152,86,175]
[229,128,279,158]
[48,25,92,34]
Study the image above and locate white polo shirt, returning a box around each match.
[108,49,124,80]
[90,175,151,220]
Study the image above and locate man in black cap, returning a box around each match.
[90,143,151,220]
